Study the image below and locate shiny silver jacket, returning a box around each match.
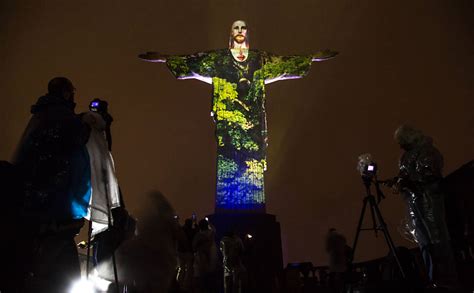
[398,138,450,246]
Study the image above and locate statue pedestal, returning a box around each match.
[207,213,283,292]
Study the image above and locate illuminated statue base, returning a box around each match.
[207,212,283,291]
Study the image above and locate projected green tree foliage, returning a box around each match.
[140,20,337,212]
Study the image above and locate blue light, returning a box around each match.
[69,146,92,219]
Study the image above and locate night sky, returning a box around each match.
[1,0,473,265]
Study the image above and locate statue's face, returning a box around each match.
[230,20,248,46]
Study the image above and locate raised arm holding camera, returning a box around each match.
[81,102,121,236]
[81,99,135,275]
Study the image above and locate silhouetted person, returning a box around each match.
[220,229,247,293]
[176,218,197,292]
[392,125,458,289]
[183,218,198,244]
[12,77,91,292]
[325,228,351,292]
[193,219,218,293]
[0,161,24,292]
[81,106,134,270]
[82,109,121,237]
[98,191,177,292]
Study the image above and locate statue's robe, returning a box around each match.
[167,49,312,211]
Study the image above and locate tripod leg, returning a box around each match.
[111,252,119,293]
[368,199,378,238]
[86,219,93,278]
[370,198,407,279]
[351,197,369,263]
[103,168,120,293]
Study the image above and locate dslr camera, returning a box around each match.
[357,153,378,179]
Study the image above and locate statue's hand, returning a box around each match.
[312,49,338,62]
[138,51,167,63]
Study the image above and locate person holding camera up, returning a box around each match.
[82,98,136,288]
[389,125,458,289]
[81,99,121,238]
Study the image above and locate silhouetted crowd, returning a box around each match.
[174,217,219,293]
[172,215,250,293]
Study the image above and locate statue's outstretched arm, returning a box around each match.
[138,52,168,63]
[263,50,338,84]
[311,49,338,62]
[139,51,214,84]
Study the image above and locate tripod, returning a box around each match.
[350,175,406,279]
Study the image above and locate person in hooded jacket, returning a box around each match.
[193,219,218,293]
[220,229,247,293]
[391,125,458,289]
[12,77,91,292]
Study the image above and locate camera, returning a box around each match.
[89,98,113,130]
[357,153,378,178]
[89,98,108,114]
[364,162,378,177]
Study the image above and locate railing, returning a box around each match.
[282,236,474,292]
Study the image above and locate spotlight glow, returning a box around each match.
[70,277,95,293]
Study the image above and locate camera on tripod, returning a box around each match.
[351,153,407,279]
[357,153,378,180]
[357,153,387,203]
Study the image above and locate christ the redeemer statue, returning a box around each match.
[139,20,337,212]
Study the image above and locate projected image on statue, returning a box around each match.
[139,20,337,212]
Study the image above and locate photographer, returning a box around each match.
[12,77,91,292]
[82,99,135,268]
[81,100,120,237]
[391,125,457,289]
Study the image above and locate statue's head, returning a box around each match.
[229,20,249,49]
